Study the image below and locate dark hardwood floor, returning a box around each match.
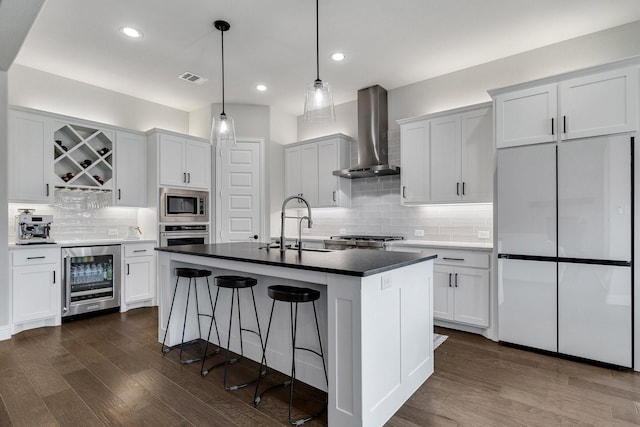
[1,307,639,426]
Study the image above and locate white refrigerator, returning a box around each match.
[497,134,633,367]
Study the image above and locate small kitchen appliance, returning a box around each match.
[16,209,55,244]
[159,187,209,223]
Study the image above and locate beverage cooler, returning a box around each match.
[62,245,121,318]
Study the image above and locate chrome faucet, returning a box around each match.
[280,195,313,253]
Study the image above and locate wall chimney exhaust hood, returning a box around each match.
[333,85,400,179]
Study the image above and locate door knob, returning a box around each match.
[252,235,259,240]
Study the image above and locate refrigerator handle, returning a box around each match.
[62,255,69,314]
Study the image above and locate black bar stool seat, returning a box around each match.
[268,285,320,303]
[201,275,265,392]
[161,268,215,364]
[254,285,328,425]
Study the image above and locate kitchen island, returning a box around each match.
[155,242,436,426]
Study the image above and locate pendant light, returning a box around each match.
[211,20,237,147]
[303,0,335,123]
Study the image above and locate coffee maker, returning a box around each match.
[16,209,54,244]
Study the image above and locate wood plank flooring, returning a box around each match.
[0,307,639,426]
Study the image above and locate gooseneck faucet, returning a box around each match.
[280,195,313,253]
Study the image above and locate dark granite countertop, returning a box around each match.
[155,242,437,277]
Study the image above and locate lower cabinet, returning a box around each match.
[10,247,61,334]
[122,243,156,312]
[388,245,491,329]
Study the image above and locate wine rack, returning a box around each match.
[53,123,113,190]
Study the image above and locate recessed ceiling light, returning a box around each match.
[256,84,267,92]
[120,27,143,38]
[331,52,345,62]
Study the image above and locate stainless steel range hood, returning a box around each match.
[333,85,400,179]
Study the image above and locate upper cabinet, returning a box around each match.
[494,66,638,148]
[399,103,493,205]
[150,130,211,190]
[284,133,352,208]
[8,109,54,204]
[8,107,149,207]
[115,131,147,207]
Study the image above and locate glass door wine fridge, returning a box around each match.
[62,245,121,318]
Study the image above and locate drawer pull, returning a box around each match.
[133,249,147,253]
[454,273,458,287]
[448,273,452,287]
[442,257,465,261]
[27,256,46,260]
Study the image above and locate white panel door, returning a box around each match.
[184,140,211,189]
[558,263,631,367]
[461,107,493,202]
[218,141,261,242]
[400,120,430,204]
[497,143,556,257]
[558,135,631,261]
[560,68,638,140]
[498,259,557,352]
[430,115,461,202]
[495,84,558,148]
[433,265,454,321]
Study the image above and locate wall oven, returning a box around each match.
[160,187,208,222]
[160,224,210,246]
[61,245,121,318]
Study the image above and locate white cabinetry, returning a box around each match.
[7,109,54,203]
[122,243,156,312]
[151,130,211,190]
[399,103,493,204]
[115,131,147,207]
[387,245,490,329]
[284,133,352,208]
[10,247,61,334]
[495,66,638,148]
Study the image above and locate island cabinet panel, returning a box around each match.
[156,244,435,426]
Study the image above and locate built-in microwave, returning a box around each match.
[159,187,209,223]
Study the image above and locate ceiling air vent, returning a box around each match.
[178,72,208,85]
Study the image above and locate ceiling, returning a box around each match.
[12,0,640,116]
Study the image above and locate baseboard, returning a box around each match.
[0,324,11,341]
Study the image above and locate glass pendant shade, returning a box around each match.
[304,79,335,123]
[212,112,236,147]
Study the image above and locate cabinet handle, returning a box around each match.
[187,172,191,183]
[442,257,465,261]
[118,189,122,200]
[183,172,187,183]
[332,191,336,202]
[46,183,50,197]
[402,186,406,198]
[456,182,460,196]
[448,273,452,287]
[563,115,567,133]
[462,182,466,196]
[27,256,46,260]
[551,117,555,135]
[133,249,147,253]
[53,270,56,284]
[455,273,458,287]
[127,264,130,275]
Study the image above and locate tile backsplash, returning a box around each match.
[8,202,142,243]
[288,128,494,243]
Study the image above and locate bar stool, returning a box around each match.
[201,275,266,392]
[254,285,328,426]
[161,268,215,364]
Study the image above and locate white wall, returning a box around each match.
[188,104,212,139]
[0,70,9,331]
[8,64,189,133]
[298,20,640,138]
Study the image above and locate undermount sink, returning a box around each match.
[259,244,332,253]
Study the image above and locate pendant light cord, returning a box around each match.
[315,0,320,82]
[221,27,226,115]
